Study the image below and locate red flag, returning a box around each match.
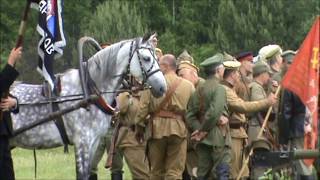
[282,16,319,166]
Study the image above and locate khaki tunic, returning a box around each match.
[135,72,195,180]
[248,81,273,150]
[234,73,251,101]
[136,72,195,139]
[117,92,145,148]
[116,92,149,180]
[222,80,271,179]
[223,81,271,138]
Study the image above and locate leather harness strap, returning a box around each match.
[86,74,116,115]
[157,110,184,120]
[52,103,70,153]
[149,77,183,137]
[153,78,182,118]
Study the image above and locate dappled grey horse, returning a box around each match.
[9,33,166,180]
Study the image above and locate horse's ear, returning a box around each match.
[142,32,157,43]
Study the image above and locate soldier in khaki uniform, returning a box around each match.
[259,45,283,76]
[135,54,195,180]
[155,48,163,60]
[248,61,277,179]
[258,44,283,92]
[234,51,254,101]
[220,60,277,179]
[186,53,231,180]
[116,91,149,180]
[177,55,204,88]
[177,54,205,180]
[258,45,283,145]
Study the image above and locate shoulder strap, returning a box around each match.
[154,78,182,115]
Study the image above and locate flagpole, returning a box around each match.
[236,86,281,180]
[15,0,33,48]
[0,0,33,121]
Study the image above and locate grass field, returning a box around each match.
[12,147,131,180]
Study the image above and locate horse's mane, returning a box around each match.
[86,40,126,79]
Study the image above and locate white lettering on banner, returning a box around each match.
[39,0,47,14]
[44,37,54,55]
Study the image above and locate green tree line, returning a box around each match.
[0,0,319,82]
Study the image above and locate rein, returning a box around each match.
[17,88,148,106]
[19,38,160,110]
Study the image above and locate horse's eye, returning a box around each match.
[144,57,151,61]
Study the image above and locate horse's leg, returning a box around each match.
[75,135,104,180]
[90,135,107,175]
[74,138,91,180]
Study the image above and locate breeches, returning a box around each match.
[230,138,249,179]
[123,146,149,180]
[196,143,231,180]
[186,149,198,178]
[148,135,187,180]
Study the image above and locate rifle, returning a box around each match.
[237,86,281,180]
[256,112,279,149]
[252,149,319,168]
[104,114,121,169]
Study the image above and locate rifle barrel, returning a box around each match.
[294,149,320,159]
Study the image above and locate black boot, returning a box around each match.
[89,173,97,180]
[197,177,206,180]
[111,172,123,180]
[182,169,191,180]
[216,163,230,180]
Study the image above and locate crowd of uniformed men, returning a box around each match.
[93,37,318,180]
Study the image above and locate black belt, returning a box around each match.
[229,122,246,129]
[129,125,135,132]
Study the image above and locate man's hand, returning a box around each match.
[8,46,22,67]
[304,123,312,134]
[191,130,208,142]
[218,115,229,125]
[279,144,288,151]
[0,97,17,112]
[135,125,145,144]
[271,80,279,87]
[267,93,277,105]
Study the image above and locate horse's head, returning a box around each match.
[128,33,167,97]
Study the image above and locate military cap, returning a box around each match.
[177,50,194,64]
[259,44,282,60]
[200,53,224,67]
[223,60,241,70]
[223,52,236,61]
[281,50,296,64]
[178,60,199,72]
[235,51,253,62]
[155,48,163,54]
[253,60,272,76]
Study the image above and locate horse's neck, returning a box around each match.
[87,43,130,103]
